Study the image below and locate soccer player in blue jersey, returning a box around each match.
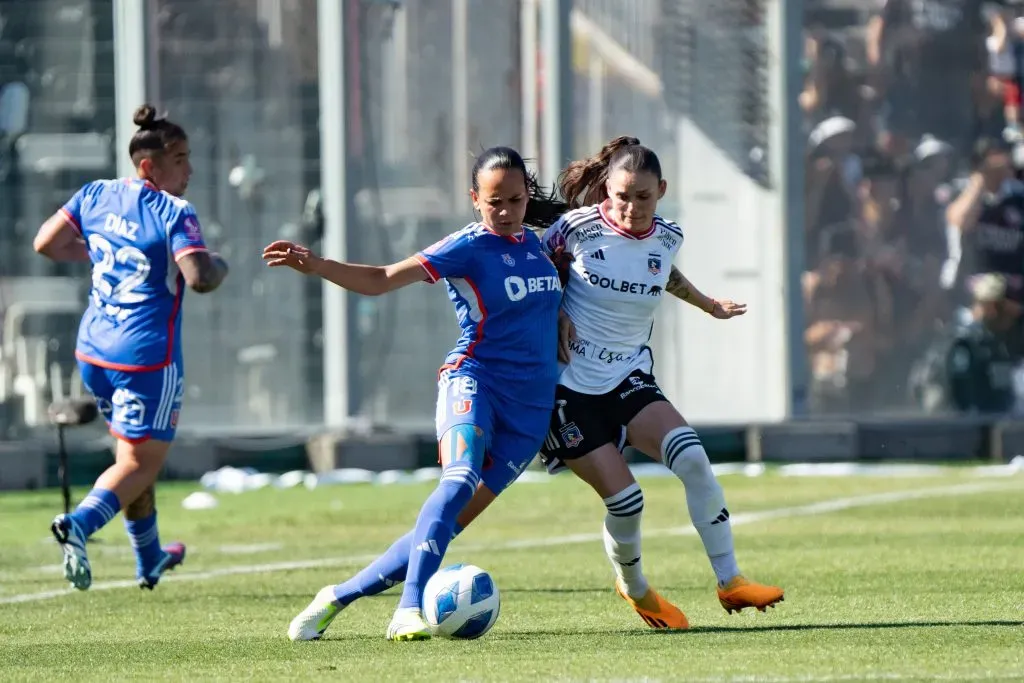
[33,104,228,591]
[265,147,567,642]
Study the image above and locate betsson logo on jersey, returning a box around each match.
[504,275,561,302]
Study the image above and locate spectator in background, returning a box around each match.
[867,0,988,156]
[804,222,887,413]
[912,274,1019,414]
[985,5,1024,139]
[943,137,1024,310]
[805,116,862,268]
[801,33,867,129]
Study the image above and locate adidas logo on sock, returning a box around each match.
[416,539,441,555]
[711,507,730,525]
[379,573,398,587]
[621,556,641,567]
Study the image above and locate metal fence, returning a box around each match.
[0,0,784,437]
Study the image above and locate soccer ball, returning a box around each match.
[422,563,501,639]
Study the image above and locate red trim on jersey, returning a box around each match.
[599,200,656,240]
[462,277,487,358]
[109,427,152,445]
[123,177,160,192]
[415,254,441,283]
[75,277,184,372]
[173,246,208,261]
[59,207,81,234]
[480,223,526,243]
[76,351,167,372]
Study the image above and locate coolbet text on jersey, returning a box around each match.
[541,203,684,393]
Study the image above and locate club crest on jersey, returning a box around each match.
[559,421,584,448]
[502,253,515,267]
[647,253,661,275]
[184,215,203,241]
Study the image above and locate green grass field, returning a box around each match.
[1,468,1022,682]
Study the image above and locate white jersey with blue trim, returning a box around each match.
[542,202,684,394]
[61,178,208,371]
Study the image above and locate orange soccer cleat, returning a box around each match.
[615,578,690,630]
[717,575,785,614]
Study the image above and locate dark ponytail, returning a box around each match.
[128,104,188,164]
[558,135,663,208]
[471,146,569,229]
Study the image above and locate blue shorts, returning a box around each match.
[435,367,551,496]
[79,360,184,443]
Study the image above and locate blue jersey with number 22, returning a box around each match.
[61,178,208,371]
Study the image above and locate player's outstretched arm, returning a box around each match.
[666,265,747,320]
[33,212,89,262]
[177,251,229,294]
[262,240,425,296]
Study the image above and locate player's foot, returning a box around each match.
[717,575,784,614]
[288,585,344,642]
[615,578,689,630]
[138,542,186,590]
[50,514,91,591]
[386,607,432,641]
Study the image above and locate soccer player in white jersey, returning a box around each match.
[33,105,228,591]
[539,136,784,629]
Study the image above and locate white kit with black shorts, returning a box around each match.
[539,202,684,471]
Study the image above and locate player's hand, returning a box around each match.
[710,299,747,319]
[557,310,577,364]
[262,240,322,275]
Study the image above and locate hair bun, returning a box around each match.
[132,104,159,129]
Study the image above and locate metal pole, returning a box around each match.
[452,0,470,206]
[767,0,808,417]
[540,0,573,187]
[520,0,539,164]
[587,53,604,153]
[112,0,148,179]
[317,0,351,427]
[57,425,70,514]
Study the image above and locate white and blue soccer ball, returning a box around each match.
[422,563,501,639]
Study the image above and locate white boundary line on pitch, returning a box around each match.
[1,479,1019,605]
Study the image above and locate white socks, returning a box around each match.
[662,426,741,586]
[602,482,649,599]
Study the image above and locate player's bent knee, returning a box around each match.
[603,481,644,519]
[115,438,172,475]
[661,426,711,475]
[439,424,486,469]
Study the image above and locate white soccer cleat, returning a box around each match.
[288,585,344,641]
[386,607,432,641]
[50,514,91,591]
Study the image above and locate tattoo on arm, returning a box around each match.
[666,265,690,300]
[178,251,229,293]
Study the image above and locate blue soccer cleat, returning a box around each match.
[138,541,186,590]
[50,514,92,591]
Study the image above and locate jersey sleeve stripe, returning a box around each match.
[562,206,600,240]
[173,246,208,261]
[59,207,81,233]
[655,217,683,238]
[414,253,441,283]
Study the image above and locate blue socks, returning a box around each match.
[331,424,485,610]
[125,512,163,577]
[397,463,480,609]
[69,487,121,538]
[331,523,465,606]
